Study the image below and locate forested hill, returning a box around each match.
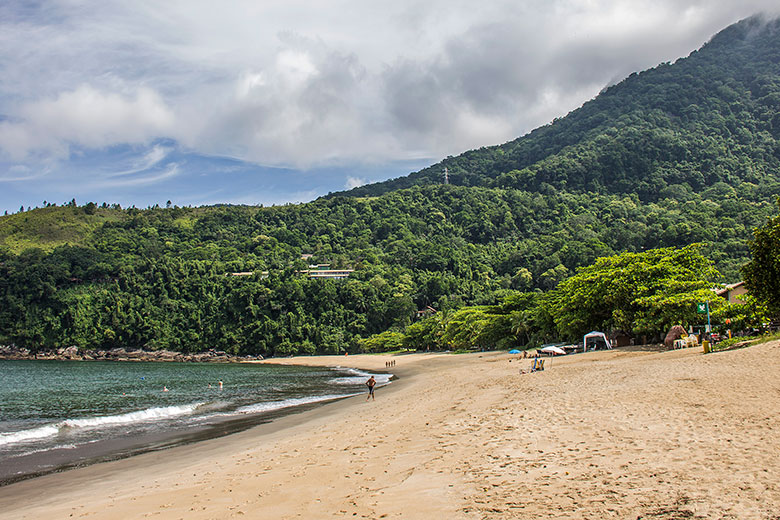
[2,16,780,357]
[338,15,780,201]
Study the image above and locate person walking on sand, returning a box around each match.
[366,375,376,401]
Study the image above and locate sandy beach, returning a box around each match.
[1,343,778,519]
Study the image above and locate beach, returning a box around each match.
[0,343,778,519]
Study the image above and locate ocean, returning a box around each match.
[0,359,391,484]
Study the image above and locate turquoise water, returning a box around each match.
[0,360,390,482]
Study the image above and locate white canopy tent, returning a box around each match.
[583,331,612,352]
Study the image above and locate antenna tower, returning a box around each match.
[443,167,449,185]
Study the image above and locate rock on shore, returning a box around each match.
[0,345,262,362]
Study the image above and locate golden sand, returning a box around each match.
[1,343,778,519]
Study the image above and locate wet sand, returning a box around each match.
[0,344,778,519]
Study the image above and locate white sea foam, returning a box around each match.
[328,367,392,386]
[0,425,60,447]
[0,403,204,447]
[235,394,352,414]
[6,443,77,459]
[61,402,203,430]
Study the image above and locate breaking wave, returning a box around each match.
[0,403,204,447]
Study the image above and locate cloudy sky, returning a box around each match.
[0,0,778,213]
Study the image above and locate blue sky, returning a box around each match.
[0,139,431,211]
[1,1,778,214]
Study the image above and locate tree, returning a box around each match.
[743,204,780,318]
[358,330,404,353]
[711,295,768,333]
[547,245,720,339]
[439,306,513,350]
[401,315,445,351]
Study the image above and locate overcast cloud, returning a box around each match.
[0,0,778,211]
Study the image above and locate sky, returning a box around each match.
[1,1,779,214]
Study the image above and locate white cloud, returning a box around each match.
[1,0,779,175]
[108,144,172,177]
[101,163,180,187]
[0,85,173,160]
[0,163,48,182]
[345,176,365,189]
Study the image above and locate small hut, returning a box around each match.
[610,330,632,348]
[664,325,687,349]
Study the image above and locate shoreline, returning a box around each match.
[0,345,263,363]
[1,346,778,518]
[0,352,466,516]
[0,357,398,486]
[0,391,365,487]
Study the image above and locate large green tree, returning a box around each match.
[743,204,780,318]
[547,245,721,339]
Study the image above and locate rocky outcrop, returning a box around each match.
[0,345,262,363]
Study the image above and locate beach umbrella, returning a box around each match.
[540,346,566,355]
[508,349,521,354]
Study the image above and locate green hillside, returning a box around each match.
[0,204,126,254]
[1,16,779,356]
[341,15,780,200]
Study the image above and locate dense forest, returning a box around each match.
[1,16,779,356]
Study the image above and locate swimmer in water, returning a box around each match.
[218,380,223,390]
[163,386,169,392]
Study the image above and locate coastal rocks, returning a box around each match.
[0,345,263,363]
[0,345,31,359]
[58,346,81,360]
[153,350,180,361]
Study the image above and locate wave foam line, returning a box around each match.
[328,367,393,386]
[0,403,204,447]
[61,402,203,429]
[6,443,78,460]
[235,393,354,415]
[0,425,60,447]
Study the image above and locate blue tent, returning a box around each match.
[508,349,521,354]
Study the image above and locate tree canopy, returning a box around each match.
[743,202,780,318]
[547,245,721,339]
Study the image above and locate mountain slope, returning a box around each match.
[340,15,780,200]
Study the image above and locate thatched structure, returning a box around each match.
[664,325,687,349]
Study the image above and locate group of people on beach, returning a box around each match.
[384,360,395,368]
